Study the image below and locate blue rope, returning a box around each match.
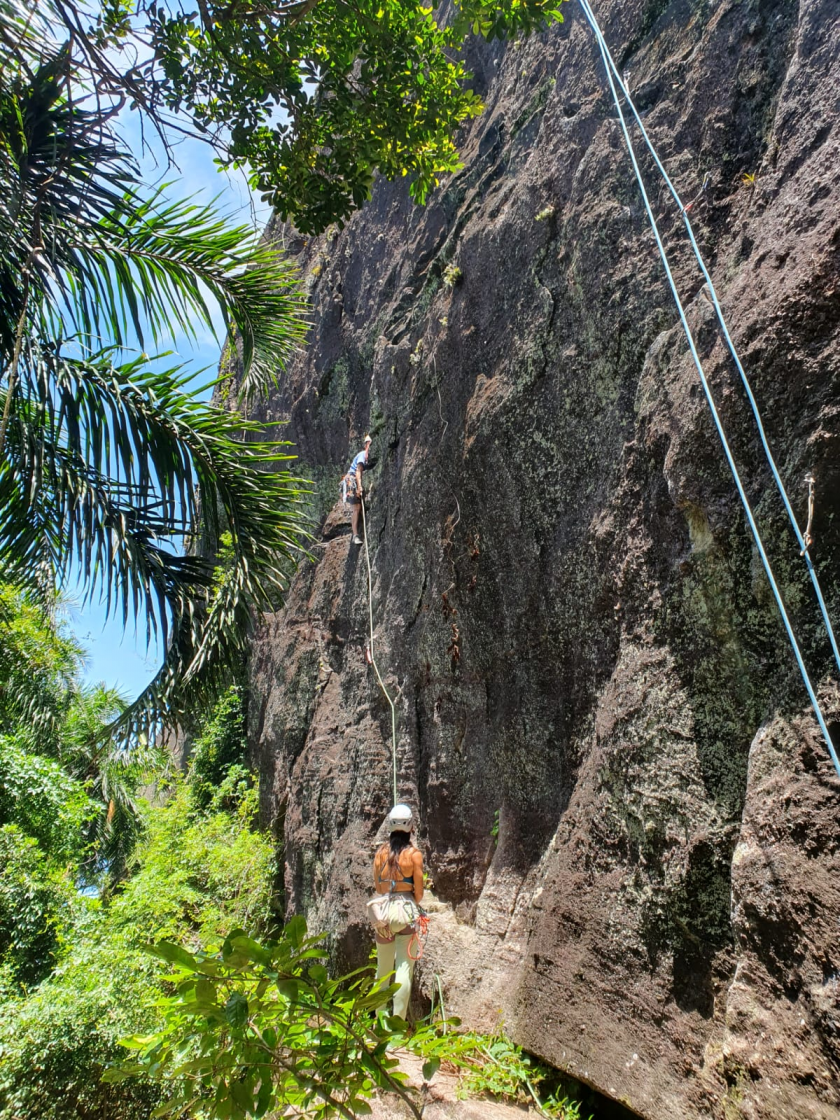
[577,0,840,685]
[577,0,840,781]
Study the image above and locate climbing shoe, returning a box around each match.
[353,536,363,545]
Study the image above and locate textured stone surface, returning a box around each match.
[244,1,840,1116]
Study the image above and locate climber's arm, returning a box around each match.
[412,849,424,903]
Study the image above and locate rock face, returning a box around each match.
[245,1,840,1117]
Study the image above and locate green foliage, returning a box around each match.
[0,825,76,992]
[408,1021,592,1119]
[147,0,566,231]
[0,582,157,885]
[0,736,95,866]
[109,919,421,1120]
[16,1,567,236]
[0,781,277,1120]
[113,782,275,948]
[112,921,593,1120]
[0,584,81,746]
[187,685,249,812]
[0,21,311,735]
[442,263,463,289]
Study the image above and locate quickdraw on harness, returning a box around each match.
[408,908,431,961]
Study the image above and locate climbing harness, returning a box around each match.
[341,469,362,503]
[578,0,840,780]
[360,496,400,803]
[368,843,423,938]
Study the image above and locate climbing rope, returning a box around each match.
[360,496,399,803]
[578,0,840,686]
[578,0,840,781]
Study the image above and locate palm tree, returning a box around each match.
[0,16,310,738]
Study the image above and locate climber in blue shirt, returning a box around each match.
[342,434,371,545]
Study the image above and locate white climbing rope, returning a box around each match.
[578,0,840,781]
[360,496,399,804]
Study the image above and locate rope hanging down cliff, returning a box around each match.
[360,497,399,804]
[578,0,840,781]
[578,0,840,685]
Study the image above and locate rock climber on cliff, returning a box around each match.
[370,804,424,1020]
[342,434,371,545]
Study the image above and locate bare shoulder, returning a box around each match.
[411,846,424,868]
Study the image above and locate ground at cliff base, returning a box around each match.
[368,1049,546,1119]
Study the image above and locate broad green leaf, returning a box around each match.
[224,992,249,1028]
[146,942,199,971]
[422,1058,440,1081]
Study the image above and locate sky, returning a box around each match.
[71,110,271,698]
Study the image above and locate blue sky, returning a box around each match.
[71,111,271,698]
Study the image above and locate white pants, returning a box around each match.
[376,934,414,1019]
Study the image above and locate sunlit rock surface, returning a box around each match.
[243,1,840,1116]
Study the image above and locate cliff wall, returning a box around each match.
[245,1,840,1116]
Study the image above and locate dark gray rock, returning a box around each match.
[245,1,840,1116]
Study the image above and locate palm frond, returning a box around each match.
[0,34,313,739]
[2,339,310,626]
[0,48,308,386]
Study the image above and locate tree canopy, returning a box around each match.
[4,0,566,234]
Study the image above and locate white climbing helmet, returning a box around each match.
[364,433,372,445]
[386,803,413,833]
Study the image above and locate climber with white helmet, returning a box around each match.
[342,434,372,545]
[369,803,424,1020]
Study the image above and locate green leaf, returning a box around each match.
[308,963,328,984]
[228,935,271,966]
[275,979,300,1002]
[422,1058,440,1081]
[224,992,249,1028]
[195,976,218,1006]
[285,914,307,947]
[146,941,199,971]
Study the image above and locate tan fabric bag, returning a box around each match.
[366,894,392,938]
[366,893,418,937]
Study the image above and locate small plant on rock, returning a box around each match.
[535,204,556,221]
[409,1019,593,1119]
[442,263,463,289]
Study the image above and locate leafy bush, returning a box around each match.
[0,782,277,1120]
[0,736,95,865]
[409,1021,593,1119]
[187,685,250,812]
[111,923,592,1120]
[0,825,77,992]
[108,919,420,1120]
[0,924,162,1120]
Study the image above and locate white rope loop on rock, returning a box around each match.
[360,496,399,803]
[578,0,840,781]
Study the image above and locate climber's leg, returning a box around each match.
[350,498,362,543]
[376,935,396,991]
[392,933,415,1020]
